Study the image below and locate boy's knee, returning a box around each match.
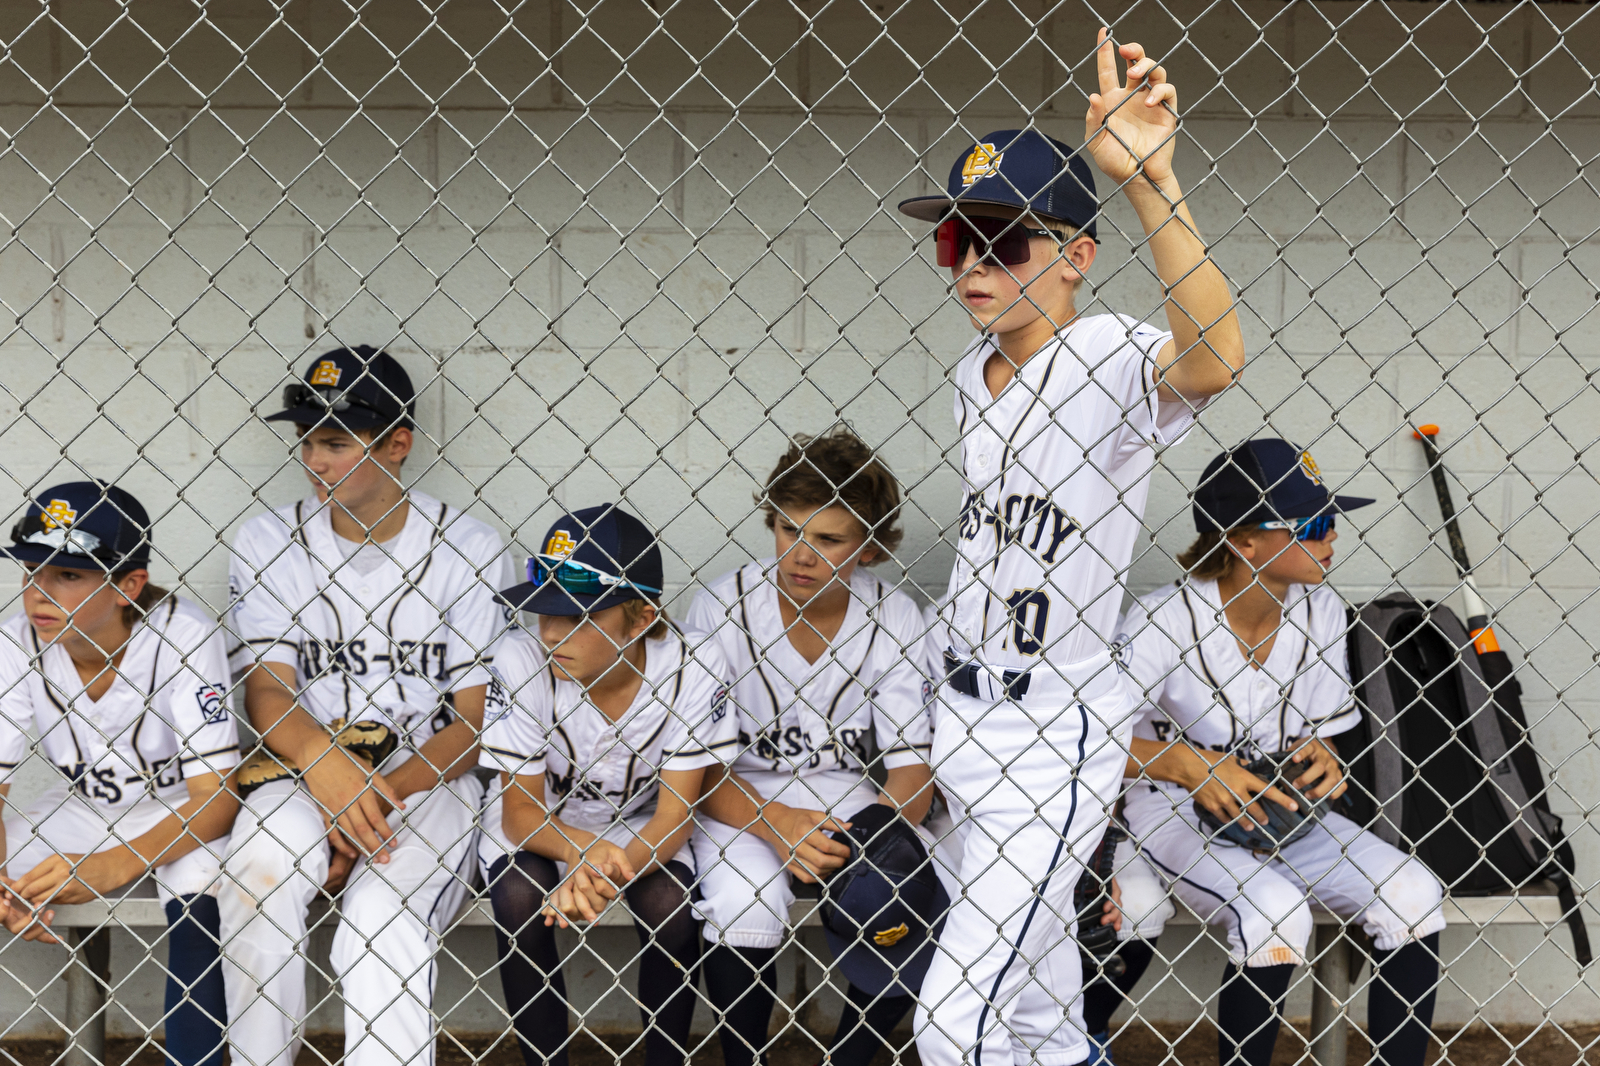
[697,877,790,948]
[1367,858,1447,947]
[1237,893,1313,967]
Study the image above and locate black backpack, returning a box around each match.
[1338,594,1590,966]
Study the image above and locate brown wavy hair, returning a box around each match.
[759,427,904,562]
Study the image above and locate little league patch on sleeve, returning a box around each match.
[196,683,229,723]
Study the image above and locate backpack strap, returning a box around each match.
[1425,605,1547,865]
[1351,596,1416,849]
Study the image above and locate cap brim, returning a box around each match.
[1330,493,1376,513]
[0,544,131,571]
[265,406,391,432]
[895,194,1099,239]
[822,903,948,996]
[494,581,639,617]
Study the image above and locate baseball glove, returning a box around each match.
[1194,750,1331,853]
[235,718,400,798]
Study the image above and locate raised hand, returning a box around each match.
[1085,27,1179,188]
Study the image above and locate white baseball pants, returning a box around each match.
[914,661,1133,1066]
[1123,781,1446,967]
[218,772,483,1066]
[3,786,226,905]
[690,772,879,949]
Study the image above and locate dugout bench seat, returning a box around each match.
[46,886,1571,1066]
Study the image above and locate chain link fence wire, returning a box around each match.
[0,0,1598,1064]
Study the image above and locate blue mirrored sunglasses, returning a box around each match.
[526,554,662,597]
[1257,514,1336,541]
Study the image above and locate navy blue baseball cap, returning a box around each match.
[2,481,153,571]
[822,804,950,996]
[1193,439,1375,532]
[267,345,416,433]
[497,504,664,617]
[898,129,1099,240]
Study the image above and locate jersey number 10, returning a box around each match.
[1002,588,1050,656]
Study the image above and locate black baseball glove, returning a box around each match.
[1194,750,1331,853]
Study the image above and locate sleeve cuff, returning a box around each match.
[881,745,931,770]
[480,745,544,776]
[1300,705,1360,738]
[182,745,243,773]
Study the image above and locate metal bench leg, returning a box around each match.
[64,927,111,1066]
[1309,923,1350,1066]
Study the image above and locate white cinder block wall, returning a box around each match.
[1,0,1597,1038]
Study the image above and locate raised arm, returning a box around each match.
[1086,27,1243,402]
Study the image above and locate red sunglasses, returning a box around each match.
[935,216,1060,269]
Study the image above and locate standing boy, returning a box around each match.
[897,30,1244,1066]
[220,347,508,1066]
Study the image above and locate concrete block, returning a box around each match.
[1516,239,1600,361]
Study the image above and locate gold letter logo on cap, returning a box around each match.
[873,922,910,947]
[41,499,77,529]
[310,360,342,387]
[1300,451,1324,484]
[545,530,578,558]
[961,143,1002,187]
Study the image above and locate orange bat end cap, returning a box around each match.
[1412,424,1440,440]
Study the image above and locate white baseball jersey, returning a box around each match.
[1117,577,1358,755]
[0,596,240,808]
[479,628,738,830]
[685,561,933,806]
[941,314,1194,670]
[228,491,508,751]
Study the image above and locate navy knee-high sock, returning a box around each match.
[826,983,914,1066]
[1217,962,1295,1066]
[1368,933,1440,1066]
[163,895,227,1066]
[702,944,778,1066]
[1081,938,1159,1036]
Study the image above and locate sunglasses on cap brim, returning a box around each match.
[526,554,662,598]
[1257,515,1336,541]
[10,514,114,561]
[935,216,1066,269]
[282,382,401,422]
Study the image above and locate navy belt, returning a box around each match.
[944,651,1032,701]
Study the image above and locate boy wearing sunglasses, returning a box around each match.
[896,29,1246,1066]
[1116,438,1443,1066]
[478,505,737,1066]
[220,346,509,1066]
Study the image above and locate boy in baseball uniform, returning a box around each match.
[897,29,1245,1066]
[0,481,239,1066]
[478,504,737,1066]
[220,347,508,1066]
[1118,440,1443,1066]
[686,428,934,1066]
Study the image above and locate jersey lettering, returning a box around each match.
[959,492,1081,564]
[61,762,125,805]
[746,725,859,772]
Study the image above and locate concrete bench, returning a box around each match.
[46,886,1573,1066]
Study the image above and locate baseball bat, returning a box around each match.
[1412,424,1500,655]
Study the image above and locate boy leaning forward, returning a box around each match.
[899,31,1245,1066]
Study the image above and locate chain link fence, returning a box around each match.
[1,1,1598,1065]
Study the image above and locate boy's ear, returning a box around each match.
[1062,235,1096,280]
[114,569,149,605]
[383,426,414,464]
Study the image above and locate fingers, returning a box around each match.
[1095,27,1119,94]
[326,824,358,860]
[1145,81,1178,111]
[22,908,58,944]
